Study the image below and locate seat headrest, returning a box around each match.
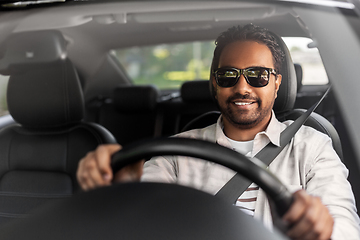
[294,63,303,92]
[208,33,297,115]
[113,85,159,113]
[0,30,67,75]
[270,34,297,115]
[3,31,85,129]
[181,80,212,103]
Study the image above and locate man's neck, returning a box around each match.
[222,114,272,142]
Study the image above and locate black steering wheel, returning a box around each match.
[112,137,293,215]
[1,138,292,240]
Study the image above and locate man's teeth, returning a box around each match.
[234,102,252,106]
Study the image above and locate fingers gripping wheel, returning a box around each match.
[111,137,293,217]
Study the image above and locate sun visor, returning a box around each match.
[0,30,67,75]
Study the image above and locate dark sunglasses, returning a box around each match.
[213,67,277,88]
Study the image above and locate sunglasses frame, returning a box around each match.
[213,67,277,88]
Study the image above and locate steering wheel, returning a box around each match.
[112,137,293,215]
[1,138,292,240]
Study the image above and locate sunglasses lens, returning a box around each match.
[246,68,269,87]
[215,67,271,88]
[215,69,239,87]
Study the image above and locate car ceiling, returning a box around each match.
[0,1,310,79]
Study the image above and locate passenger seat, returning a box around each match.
[0,30,116,226]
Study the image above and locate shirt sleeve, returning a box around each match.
[305,134,360,240]
[141,156,178,183]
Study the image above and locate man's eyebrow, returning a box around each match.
[218,65,270,69]
[246,65,268,68]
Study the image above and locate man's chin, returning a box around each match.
[225,115,260,129]
[231,120,259,129]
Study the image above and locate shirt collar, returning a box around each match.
[256,110,284,147]
[215,110,285,149]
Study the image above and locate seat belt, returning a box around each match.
[215,86,332,203]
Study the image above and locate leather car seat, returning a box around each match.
[0,30,116,226]
[294,63,303,93]
[97,85,160,146]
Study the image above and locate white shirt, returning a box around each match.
[225,136,259,216]
[142,112,360,239]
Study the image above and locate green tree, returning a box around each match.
[114,41,215,89]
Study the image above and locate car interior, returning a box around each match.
[0,0,359,239]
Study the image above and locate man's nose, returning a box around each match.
[234,74,251,93]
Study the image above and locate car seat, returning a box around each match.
[0,30,116,226]
[96,85,161,146]
[157,80,218,134]
[181,36,343,160]
[294,63,303,93]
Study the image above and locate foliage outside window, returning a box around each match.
[113,41,214,89]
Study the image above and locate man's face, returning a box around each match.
[213,40,282,130]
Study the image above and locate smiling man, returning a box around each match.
[77,24,360,240]
[214,40,280,141]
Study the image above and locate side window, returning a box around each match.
[0,75,9,116]
[283,37,328,85]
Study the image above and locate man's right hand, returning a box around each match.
[76,144,144,191]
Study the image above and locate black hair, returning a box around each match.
[212,24,285,74]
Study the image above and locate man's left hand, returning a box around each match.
[283,189,334,240]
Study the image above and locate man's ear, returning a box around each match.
[274,74,282,99]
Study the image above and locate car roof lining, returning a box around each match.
[0,1,328,97]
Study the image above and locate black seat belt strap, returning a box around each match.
[215,86,331,203]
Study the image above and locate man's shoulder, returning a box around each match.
[174,123,217,141]
[281,119,332,143]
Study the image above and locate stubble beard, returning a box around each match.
[218,94,274,130]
